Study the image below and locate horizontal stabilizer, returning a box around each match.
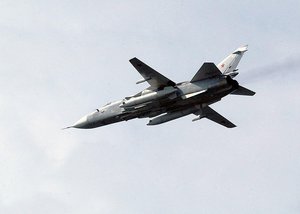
[194,106,236,128]
[191,63,222,82]
[231,85,255,96]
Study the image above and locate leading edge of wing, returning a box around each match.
[129,57,176,89]
[191,62,222,82]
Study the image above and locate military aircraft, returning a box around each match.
[66,45,255,129]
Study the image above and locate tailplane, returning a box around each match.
[218,45,248,77]
[231,85,255,96]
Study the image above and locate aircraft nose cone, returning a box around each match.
[72,115,88,128]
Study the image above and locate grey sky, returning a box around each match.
[1,0,300,213]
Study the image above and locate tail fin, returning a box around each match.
[217,45,248,76]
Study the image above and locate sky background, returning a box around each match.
[1,0,300,213]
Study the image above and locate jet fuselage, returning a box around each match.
[72,76,238,129]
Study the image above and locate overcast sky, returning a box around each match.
[1,0,300,213]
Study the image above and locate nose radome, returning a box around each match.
[72,115,88,128]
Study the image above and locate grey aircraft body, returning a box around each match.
[67,45,255,129]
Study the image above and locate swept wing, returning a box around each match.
[129,58,176,90]
[193,106,236,128]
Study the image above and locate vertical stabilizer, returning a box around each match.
[217,45,248,75]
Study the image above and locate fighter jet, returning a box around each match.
[66,45,255,129]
